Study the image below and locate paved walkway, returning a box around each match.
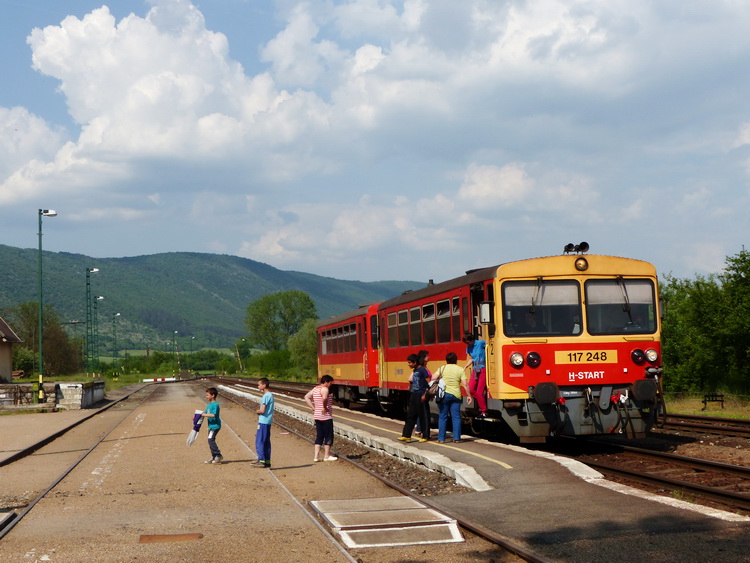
[228,382,750,562]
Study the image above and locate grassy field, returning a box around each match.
[664,394,750,419]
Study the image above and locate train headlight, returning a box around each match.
[526,351,541,368]
[575,257,588,271]
[645,348,659,363]
[631,349,645,364]
[510,352,524,367]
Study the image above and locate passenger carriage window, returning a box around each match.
[342,325,350,353]
[410,307,422,346]
[337,326,344,353]
[502,280,582,337]
[422,303,436,345]
[387,313,398,348]
[398,310,409,347]
[452,297,461,342]
[437,299,451,343]
[585,279,657,335]
[350,322,357,351]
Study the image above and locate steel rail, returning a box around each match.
[583,459,750,512]
[662,419,750,438]
[0,384,151,467]
[667,413,750,426]
[590,442,750,478]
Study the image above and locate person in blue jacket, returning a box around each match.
[399,353,431,442]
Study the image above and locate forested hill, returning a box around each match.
[0,244,423,348]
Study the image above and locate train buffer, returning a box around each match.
[701,393,724,411]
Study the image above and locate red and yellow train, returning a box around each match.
[317,246,664,443]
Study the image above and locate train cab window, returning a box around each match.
[502,280,582,337]
[422,303,436,345]
[437,299,451,343]
[410,307,422,346]
[452,297,461,342]
[398,310,409,347]
[585,278,657,335]
[387,312,398,348]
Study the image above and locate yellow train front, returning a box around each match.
[483,253,663,442]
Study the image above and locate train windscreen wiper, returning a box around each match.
[616,276,634,324]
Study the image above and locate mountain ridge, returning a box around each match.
[0,244,423,349]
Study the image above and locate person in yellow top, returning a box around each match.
[433,352,472,443]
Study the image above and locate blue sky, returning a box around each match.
[1,0,749,283]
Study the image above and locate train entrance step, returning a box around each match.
[309,496,463,549]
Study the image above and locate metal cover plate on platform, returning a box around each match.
[309,496,463,549]
[1,511,17,532]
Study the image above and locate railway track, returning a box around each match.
[0,385,158,539]
[664,413,750,438]
[580,442,750,513]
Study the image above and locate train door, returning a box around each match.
[470,281,496,386]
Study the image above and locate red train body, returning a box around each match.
[318,252,664,443]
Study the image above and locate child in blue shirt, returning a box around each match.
[252,378,274,468]
[202,387,223,464]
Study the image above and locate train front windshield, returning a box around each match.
[502,277,657,337]
[585,278,657,335]
[502,280,582,336]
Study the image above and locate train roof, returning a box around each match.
[377,265,499,310]
[316,302,377,328]
[317,254,657,326]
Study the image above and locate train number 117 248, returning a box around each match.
[555,350,618,364]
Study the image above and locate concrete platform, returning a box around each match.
[230,383,750,562]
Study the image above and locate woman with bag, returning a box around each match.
[436,352,472,443]
[399,353,431,442]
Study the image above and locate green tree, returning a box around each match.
[718,248,750,392]
[245,290,317,351]
[288,318,319,378]
[661,274,723,391]
[4,302,81,376]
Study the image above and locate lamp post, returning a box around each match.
[37,208,57,403]
[112,313,121,370]
[85,267,100,376]
[173,330,179,373]
[189,336,195,372]
[93,296,104,374]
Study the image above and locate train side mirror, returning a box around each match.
[480,301,493,324]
